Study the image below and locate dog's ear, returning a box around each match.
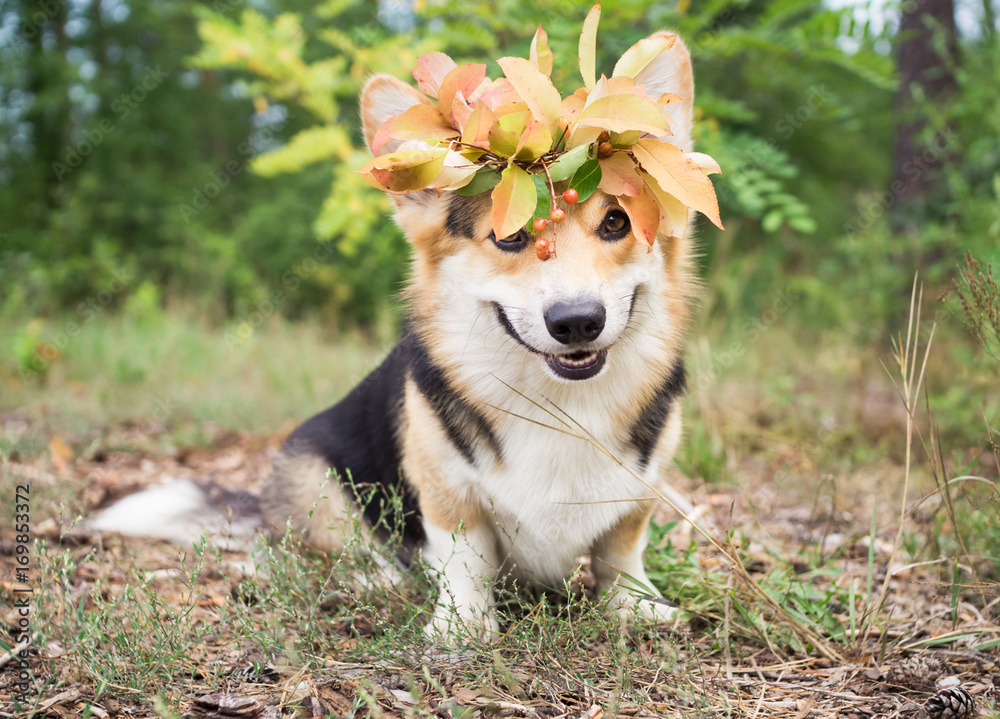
[633,33,694,153]
[360,74,434,156]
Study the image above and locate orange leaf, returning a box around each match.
[497,56,562,131]
[598,152,643,196]
[578,3,602,90]
[639,170,690,240]
[358,149,447,194]
[462,102,495,147]
[438,64,487,125]
[632,139,723,228]
[514,119,552,161]
[491,164,536,239]
[612,34,675,78]
[619,187,660,248]
[575,94,671,136]
[384,105,460,146]
[412,52,457,98]
[530,24,554,77]
[687,151,722,175]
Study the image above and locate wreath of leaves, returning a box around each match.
[359,3,723,248]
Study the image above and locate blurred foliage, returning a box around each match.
[0,0,998,334]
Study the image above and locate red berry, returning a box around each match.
[562,188,579,204]
[550,208,566,223]
[535,237,549,252]
[532,217,548,234]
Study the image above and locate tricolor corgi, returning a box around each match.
[256,32,701,637]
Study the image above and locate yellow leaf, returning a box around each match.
[575,94,671,136]
[530,24,554,77]
[491,164,536,239]
[514,119,552,161]
[384,104,460,147]
[358,149,447,193]
[598,152,642,196]
[489,111,531,158]
[438,63,487,126]
[578,3,601,90]
[462,103,496,148]
[639,170,690,240]
[497,56,562,133]
[687,151,722,175]
[612,34,675,79]
[632,139,722,228]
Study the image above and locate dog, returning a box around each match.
[256,32,700,638]
[93,31,702,640]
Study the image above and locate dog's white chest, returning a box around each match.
[471,419,655,583]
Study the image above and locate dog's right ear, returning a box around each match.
[361,74,434,156]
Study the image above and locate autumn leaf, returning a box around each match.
[438,63,487,126]
[497,56,562,131]
[612,33,675,79]
[530,24,554,77]
[639,169,689,239]
[491,164,536,239]
[412,51,458,98]
[489,111,531,158]
[359,149,447,193]
[598,152,642,196]
[578,3,601,90]
[462,102,496,147]
[514,119,553,161]
[619,186,661,247]
[575,94,671,136]
[632,139,723,228]
[379,104,460,150]
[687,151,722,175]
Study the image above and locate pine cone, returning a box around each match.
[925,686,976,719]
[888,654,944,688]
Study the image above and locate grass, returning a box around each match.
[2,286,1000,717]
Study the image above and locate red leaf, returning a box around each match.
[620,187,660,247]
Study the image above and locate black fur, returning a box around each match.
[444,193,488,239]
[281,337,424,559]
[280,332,502,561]
[627,358,686,469]
[408,334,503,466]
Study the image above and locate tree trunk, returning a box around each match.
[890,0,959,229]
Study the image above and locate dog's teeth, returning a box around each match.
[558,352,598,367]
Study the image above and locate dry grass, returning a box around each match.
[1,291,999,718]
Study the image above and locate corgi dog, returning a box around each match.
[256,32,701,637]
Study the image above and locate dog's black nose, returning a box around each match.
[544,300,606,344]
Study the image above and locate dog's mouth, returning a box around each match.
[544,349,607,380]
[494,303,609,381]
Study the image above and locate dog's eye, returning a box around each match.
[489,228,530,253]
[599,209,630,241]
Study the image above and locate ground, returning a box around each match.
[0,309,998,718]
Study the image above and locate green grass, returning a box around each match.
[3,300,1000,717]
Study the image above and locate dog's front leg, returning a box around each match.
[422,516,501,641]
[592,504,678,623]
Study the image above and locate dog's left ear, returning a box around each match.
[633,32,694,153]
[360,74,435,156]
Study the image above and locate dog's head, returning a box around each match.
[360,34,696,388]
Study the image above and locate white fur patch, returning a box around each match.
[89,479,262,551]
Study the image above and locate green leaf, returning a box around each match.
[455,167,502,196]
[532,173,552,223]
[547,144,590,182]
[787,215,817,234]
[568,159,602,204]
[761,209,784,233]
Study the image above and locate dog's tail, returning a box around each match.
[89,479,264,551]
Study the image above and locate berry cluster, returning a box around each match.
[533,189,579,260]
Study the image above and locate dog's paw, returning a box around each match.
[602,585,679,624]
